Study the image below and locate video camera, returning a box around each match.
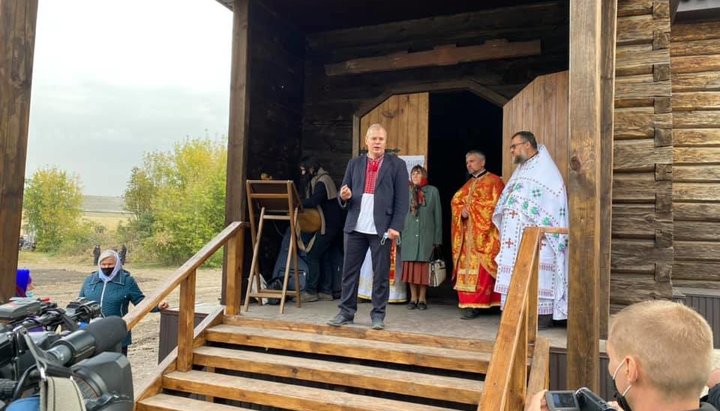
[546,387,615,411]
[0,298,133,411]
[0,298,101,333]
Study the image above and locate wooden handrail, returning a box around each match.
[124,221,246,330]
[479,226,568,411]
[124,220,248,389]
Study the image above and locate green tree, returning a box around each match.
[123,138,227,265]
[24,167,84,252]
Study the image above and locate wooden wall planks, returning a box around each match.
[671,19,720,285]
[358,93,429,158]
[501,71,569,183]
[611,0,674,308]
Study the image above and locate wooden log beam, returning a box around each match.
[568,0,602,391]
[0,0,38,303]
[325,40,541,77]
[222,0,251,306]
[600,0,618,339]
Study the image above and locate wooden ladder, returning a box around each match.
[242,180,303,314]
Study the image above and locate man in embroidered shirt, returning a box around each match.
[328,123,409,330]
[492,131,569,329]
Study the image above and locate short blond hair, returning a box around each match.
[365,123,387,137]
[608,300,713,400]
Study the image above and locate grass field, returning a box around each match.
[82,212,131,231]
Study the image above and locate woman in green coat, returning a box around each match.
[401,165,443,310]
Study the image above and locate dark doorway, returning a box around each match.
[426,91,503,300]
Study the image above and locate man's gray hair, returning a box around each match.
[366,123,387,136]
[465,150,485,161]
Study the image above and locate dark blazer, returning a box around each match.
[339,154,409,235]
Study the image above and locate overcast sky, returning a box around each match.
[27,0,233,196]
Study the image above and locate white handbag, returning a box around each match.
[428,248,447,287]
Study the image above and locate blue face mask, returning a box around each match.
[612,361,633,411]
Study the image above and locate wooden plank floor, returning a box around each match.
[232,296,568,348]
[205,324,491,373]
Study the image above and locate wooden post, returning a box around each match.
[222,0,251,305]
[0,0,38,303]
[568,0,602,391]
[177,270,197,372]
[225,229,244,315]
[599,0,618,340]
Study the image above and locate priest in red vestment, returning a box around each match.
[450,150,505,319]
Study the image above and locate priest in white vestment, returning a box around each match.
[492,131,569,323]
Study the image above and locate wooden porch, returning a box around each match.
[122,222,563,410]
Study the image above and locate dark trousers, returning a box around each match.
[304,230,338,295]
[338,231,391,321]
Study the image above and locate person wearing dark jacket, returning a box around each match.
[298,157,342,302]
[327,123,409,330]
[79,249,168,355]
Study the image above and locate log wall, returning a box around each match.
[245,1,306,276]
[300,2,569,181]
[247,1,305,181]
[611,0,674,309]
[670,20,720,289]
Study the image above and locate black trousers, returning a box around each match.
[338,231,391,321]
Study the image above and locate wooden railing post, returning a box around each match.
[479,226,567,410]
[225,228,245,316]
[177,270,197,372]
[528,238,540,347]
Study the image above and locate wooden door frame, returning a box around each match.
[351,79,508,156]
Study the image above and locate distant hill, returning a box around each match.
[82,195,129,214]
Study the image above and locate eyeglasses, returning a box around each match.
[510,140,529,150]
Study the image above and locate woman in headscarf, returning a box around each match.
[79,249,168,355]
[401,165,442,310]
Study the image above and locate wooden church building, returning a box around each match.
[2,0,720,407]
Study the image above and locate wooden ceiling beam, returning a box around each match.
[325,39,541,76]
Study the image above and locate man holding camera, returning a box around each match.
[527,300,717,411]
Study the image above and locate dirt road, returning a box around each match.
[17,255,223,386]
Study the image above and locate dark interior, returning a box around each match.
[426,91,503,299]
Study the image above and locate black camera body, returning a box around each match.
[0,298,132,411]
[546,387,615,411]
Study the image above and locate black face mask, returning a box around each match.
[101,267,115,276]
[612,362,633,411]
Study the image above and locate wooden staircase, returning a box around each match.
[126,223,558,411]
[137,317,496,411]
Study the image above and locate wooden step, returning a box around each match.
[163,370,461,411]
[224,315,495,352]
[193,346,484,404]
[136,393,253,411]
[205,324,491,373]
